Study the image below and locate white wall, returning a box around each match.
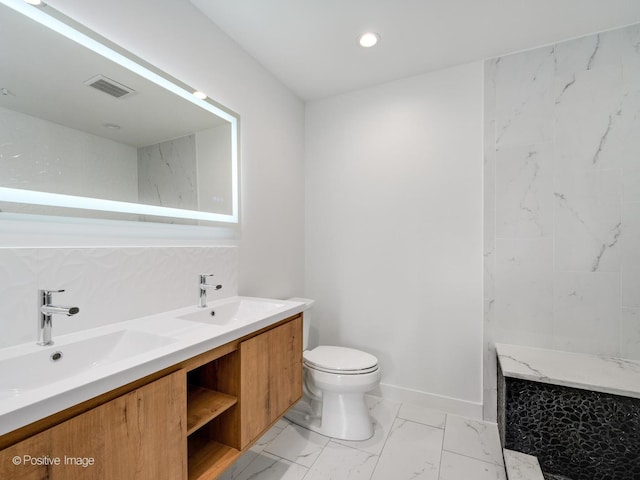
[305,62,484,416]
[1,0,305,300]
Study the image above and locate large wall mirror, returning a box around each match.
[0,0,239,225]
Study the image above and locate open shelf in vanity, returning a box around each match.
[186,348,242,480]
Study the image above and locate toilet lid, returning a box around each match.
[304,346,378,374]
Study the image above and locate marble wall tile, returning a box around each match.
[494,238,554,347]
[495,143,553,238]
[553,168,621,272]
[622,170,640,202]
[494,47,555,148]
[137,134,198,210]
[552,272,620,355]
[484,22,640,421]
[554,66,624,170]
[621,202,640,307]
[621,307,640,360]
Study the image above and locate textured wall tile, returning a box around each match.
[0,246,238,347]
[36,248,128,336]
[0,249,40,348]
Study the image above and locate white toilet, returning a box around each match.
[286,298,381,441]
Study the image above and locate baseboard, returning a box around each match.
[372,382,484,420]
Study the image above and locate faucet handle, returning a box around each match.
[41,289,66,294]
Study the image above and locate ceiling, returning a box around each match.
[191,0,640,100]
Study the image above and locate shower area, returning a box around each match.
[483,22,640,480]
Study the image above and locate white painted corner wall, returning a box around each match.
[304,62,485,416]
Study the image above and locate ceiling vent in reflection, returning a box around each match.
[84,75,135,99]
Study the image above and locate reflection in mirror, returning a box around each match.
[0,0,239,224]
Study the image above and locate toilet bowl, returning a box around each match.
[285,299,381,441]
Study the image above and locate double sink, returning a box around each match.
[0,296,305,436]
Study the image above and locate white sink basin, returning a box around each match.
[178,297,288,325]
[0,295,306,437]
[0,330,175,398]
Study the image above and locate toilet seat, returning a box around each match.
[304,346,378,375]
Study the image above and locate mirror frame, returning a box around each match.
[0,0,239,224]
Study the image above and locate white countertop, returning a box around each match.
[0,296,306,436]
[496,343,640,399]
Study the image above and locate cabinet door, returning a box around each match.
[0,371,186,480]
[240,316,302,447]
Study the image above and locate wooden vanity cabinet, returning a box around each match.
[0,371,186,480]
[186,314,303,479]
[240,315,303,447]
[0,313,303,480]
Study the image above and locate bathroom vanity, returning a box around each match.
[0,300,303,480]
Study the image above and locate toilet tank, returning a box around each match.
[287,297,314,350]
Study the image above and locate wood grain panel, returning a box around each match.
[239,316,302,448]
[0,371,186,480]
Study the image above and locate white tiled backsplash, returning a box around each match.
[0,246,238,348]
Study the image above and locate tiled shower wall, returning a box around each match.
[0,246,237,348]
[484,23,640,420]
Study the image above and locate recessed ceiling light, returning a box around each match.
[358,32,380,48]
[193,91,207,100]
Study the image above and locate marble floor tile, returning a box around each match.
[439,451,507,480]
[503,449,544,480]
[219,421,288,480]
[218,398,510,480]
[303,441,378,480]
[229,452,308,480]
[264,423,330,467]
[370,418,443,480]
[333,395,401,455]
[443,415,504,466]
[397,402,447,429]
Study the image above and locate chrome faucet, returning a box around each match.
[38,289,80,346]
[199,274,222,308]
